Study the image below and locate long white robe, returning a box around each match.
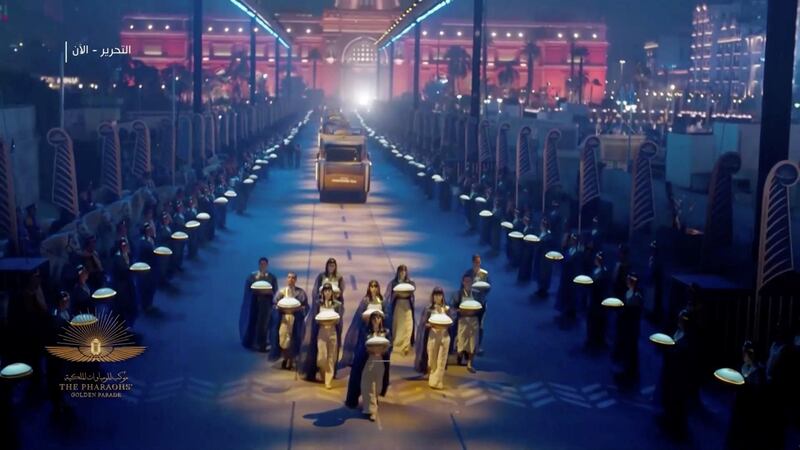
[392,299,413,354]
[456,316,479,354]
[427,328,450,389]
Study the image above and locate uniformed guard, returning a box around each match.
[533,217,555,298]
[134,223,157,312]
[585,251,609,350]
[239,257,279,352]
[269,272,308,370]
[110,238,137,326]
[612,273,643,387]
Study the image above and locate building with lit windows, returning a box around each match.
[688,1,766,110]
[643,36,690,91]
[119,0,608,104]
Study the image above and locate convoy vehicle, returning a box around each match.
[316,113,371,203]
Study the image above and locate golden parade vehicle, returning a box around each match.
[316,114,371,203]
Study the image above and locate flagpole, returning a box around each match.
[494,125,500,193]
[542,132,550,215]
[60,45,65,129]
[628,147,636,242]
[541,162,546,216]
[477,121,482,182]
[628,167,634,242]
[578,137,583,236]
[172,67,177,185]
[515,158,519,210]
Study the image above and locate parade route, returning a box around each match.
[19,115,728,450]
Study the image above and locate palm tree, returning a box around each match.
[523,42,540,107]
[589,78,602,105]
[225,50,249,103]
[281,75,307,99]
[161,64,192,103]
[308,48,321,90]
[569,39,576,99]
[497,60,519,90]
[574,46,589,104]
[633,63,652,96]
[444,45,470,97]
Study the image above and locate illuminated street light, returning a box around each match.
[376,0,453,48]
[224,0,291,49]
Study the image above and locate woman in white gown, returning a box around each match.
[451,274,482,373]
[298,283,344,388]
[360,312,391,421]
[312,257,346,304]
[385,265,416,356]
[414,287,455,389]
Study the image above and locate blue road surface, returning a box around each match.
[16,114,730,450]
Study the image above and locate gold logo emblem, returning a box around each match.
[46,313,146,362]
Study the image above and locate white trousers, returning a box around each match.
[279,313,294,351]
[316,325,337,387]
[361,354,385,415]
[456,316,479,354]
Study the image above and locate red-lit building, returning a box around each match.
[120,0,608,104]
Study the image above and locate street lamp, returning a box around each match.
[437,30,444,80]
[618,59,626,98]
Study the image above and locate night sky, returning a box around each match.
[1,0,696,73]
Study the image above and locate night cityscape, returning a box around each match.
[0,0,799,449]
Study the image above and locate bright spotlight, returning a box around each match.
[357,92,372,107]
